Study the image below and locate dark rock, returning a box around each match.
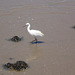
[72,26,75,29]
[3,61,29,71]
[3,63,13,70]
[10,36,21,42]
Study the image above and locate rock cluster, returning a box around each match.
[10,36,22,42]
[3,61,29,71]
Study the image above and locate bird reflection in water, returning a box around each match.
[26,44,42,62]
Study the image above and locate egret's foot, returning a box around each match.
[35,38,38,43]
[31,40,44,44]
[31,40,38,44]
[31,40,35,43]
[35,41,38,43]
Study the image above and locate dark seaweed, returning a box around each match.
[3,61,29,71]
[8,36,24,42]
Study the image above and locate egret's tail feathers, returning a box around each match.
[41,33,44,37]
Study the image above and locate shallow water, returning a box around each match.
[0,0,75,75]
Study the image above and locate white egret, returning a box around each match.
[24,23,44,43]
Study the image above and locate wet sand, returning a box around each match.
[0,0,75,75]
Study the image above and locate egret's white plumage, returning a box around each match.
[25,23,44,43]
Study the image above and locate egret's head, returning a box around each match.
[23,23,30,27]
[26,23,30,26]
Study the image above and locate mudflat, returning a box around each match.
[0,0,75,75]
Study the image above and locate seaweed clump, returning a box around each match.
[72,25,75,29]
[3,61,29,71]
[9,36,22,42]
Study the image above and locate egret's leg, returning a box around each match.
[31,40,35,43]
[35,37,37,43]
[31,37,37,43]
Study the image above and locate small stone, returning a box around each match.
[9,57,14,60]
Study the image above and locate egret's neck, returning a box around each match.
[27,24,31,32]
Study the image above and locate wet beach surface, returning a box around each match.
[0,0,75,75]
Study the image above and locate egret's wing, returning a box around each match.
[30,30,44,37]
